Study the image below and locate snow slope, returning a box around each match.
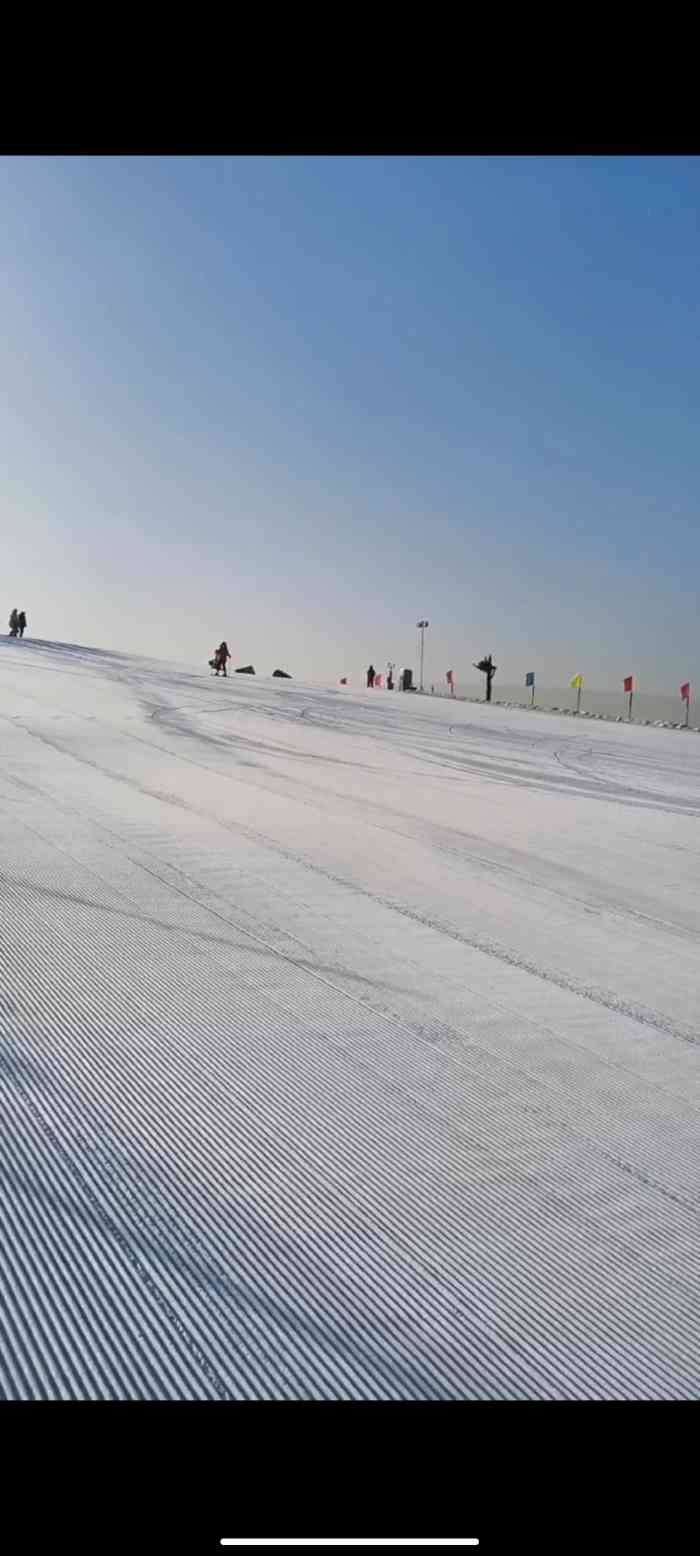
[1,637,699,1399]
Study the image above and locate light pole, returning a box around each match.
[417,620,429,692]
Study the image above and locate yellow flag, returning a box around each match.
[570,673,583,689]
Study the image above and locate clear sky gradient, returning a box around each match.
[1,155,698,691]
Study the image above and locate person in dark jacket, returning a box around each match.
[8,609,18,637]
[366,664,376,689]
[214,641,231,676]
[17,611,26,638]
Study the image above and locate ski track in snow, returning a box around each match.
[1,638,699,1399]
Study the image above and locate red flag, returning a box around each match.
[681,682,690,702]
[623,676,633,694]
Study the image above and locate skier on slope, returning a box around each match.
[8,609,18,637]
[17,611,27,639]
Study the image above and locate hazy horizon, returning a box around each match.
[2,156,699,691]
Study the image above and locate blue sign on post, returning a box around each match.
[525,672,535,687]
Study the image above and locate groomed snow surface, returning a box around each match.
[1,638,699,1400]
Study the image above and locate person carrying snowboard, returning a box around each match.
[17,610,26,639]
[8,609,18,637]
[214,641,231,677]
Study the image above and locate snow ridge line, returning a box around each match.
[3,870,699,1397]
[0,1049,230,1400]
[1,961,551,1400]
[0,1098,202,1400]
[2,859,579,1398]
[9,869,700,1293]
[0,986,685,1403]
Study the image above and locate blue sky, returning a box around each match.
[1,155,698,691]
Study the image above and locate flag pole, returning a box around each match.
[628,689,633,721]
[576,683,582,715]
[531,683,535,707]
[686,695,690,728]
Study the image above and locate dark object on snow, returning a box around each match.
[17,611,27,638]
[236,664,256,675]
[8,609,18,637]
[366,664,376,688]
[272,669,292,678]
[400,667,414,691]
[474,654,497,703]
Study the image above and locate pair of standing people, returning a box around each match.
[8,609,27,638]
[367,664,395,689]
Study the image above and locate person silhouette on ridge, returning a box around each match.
[214,641,231,677]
